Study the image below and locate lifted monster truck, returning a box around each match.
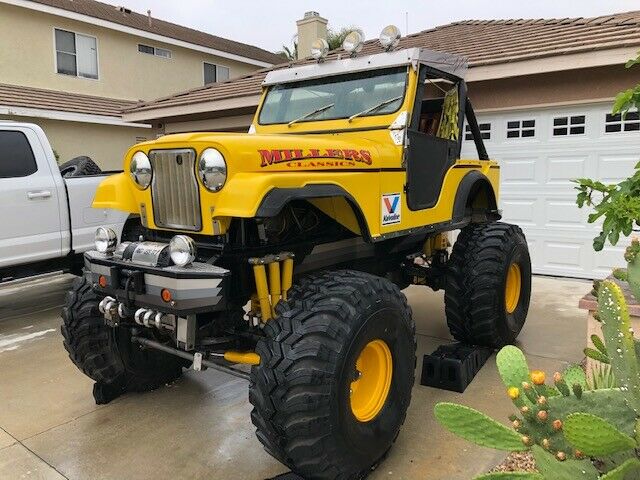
[62,38,531,479]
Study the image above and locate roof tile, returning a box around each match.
[0,83,136,116]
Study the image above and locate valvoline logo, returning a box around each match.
[381,193,401,226]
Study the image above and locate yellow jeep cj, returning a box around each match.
[62,29,531,480]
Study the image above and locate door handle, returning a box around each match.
[27,190,51,199]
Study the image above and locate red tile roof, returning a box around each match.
[28,0,284,65]
[126,11,640,115]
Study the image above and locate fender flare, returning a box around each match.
[255,184,372,241]
[452,171,499,222]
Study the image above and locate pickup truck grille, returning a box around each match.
[149,149,202,231]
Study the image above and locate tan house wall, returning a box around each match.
[0,2,259,102]
[468,65,635,112]
[0,114,147,170]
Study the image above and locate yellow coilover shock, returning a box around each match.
[248,252,295,323]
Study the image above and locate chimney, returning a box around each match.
[296,11,328,60]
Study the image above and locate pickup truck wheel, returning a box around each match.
[61,275,183,396]
[445,222,531,348]
[59,156,101,177]
[249,270,416,479]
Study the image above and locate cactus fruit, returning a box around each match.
[530,370,546,385]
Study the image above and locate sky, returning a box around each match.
[113,0,640,52]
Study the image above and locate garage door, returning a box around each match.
[461,102,639,279]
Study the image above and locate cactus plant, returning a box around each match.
[434,280,640,479]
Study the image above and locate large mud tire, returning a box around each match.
[61,275,183,394]
[249,270,416,479]
[445,222,531,347]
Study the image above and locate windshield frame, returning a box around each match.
[257,66,410,127]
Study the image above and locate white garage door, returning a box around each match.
[461,102,639,279]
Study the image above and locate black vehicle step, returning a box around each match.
[420,342,493,393]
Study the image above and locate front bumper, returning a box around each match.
[85,250,230,316]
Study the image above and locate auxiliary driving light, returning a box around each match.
[169,235,197,267]
[342,30,365,56]
[94,227,117,254]
[310,38,329,60]
[379,25,401,51]
[129,151,152,190]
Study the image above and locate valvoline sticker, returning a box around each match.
[381,193,401,226]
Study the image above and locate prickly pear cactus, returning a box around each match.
[599,280,640,413]
[434,280,640,479]
[626,239,640,303]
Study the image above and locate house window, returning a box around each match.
[464,123,491,141]
[507,119,535,138]
[605,112,640,133]
[204,62,230,85]
[55,28,98,79]
[138,44,172,59]
[553,115,586,136]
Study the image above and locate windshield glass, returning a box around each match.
[258,66,408,125]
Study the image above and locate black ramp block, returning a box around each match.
[420,342,493,393]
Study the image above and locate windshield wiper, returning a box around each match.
[288,103,335,126]
[348,95,403,122]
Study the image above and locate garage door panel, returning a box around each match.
[545,200,587,228]
[501,158,538,185]
[501,199,537,226]
[596,155,637,183]
[546,156,588,184]
[592,244,629,277]
[543,240,584,273]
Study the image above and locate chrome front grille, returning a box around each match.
[149,149,202,231]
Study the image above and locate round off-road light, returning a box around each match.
[198,148,227,192]
[95,227,117,254]
[169,235,197,267]
[379,25,401,51]
[310,38,329,60]
[129,151,152,189]
[342,30,365,55]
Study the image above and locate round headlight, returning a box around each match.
[310,38,329,60]
[342,30,365,55]
[198,148,227,192]
[95,227,117,254]
[129,151,152,189]
[169,235,197,267]
[379,25,401,51]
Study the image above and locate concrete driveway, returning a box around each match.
[0,274,590,480]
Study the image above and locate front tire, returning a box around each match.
[61,275,183,394]
[249,270,416,480]
[445,222,531,347]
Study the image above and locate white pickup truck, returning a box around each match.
[0,122,128,282]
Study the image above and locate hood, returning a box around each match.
[147,131,395,172]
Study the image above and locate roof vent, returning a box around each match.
[117,6,132,14]
[147,9,152,26]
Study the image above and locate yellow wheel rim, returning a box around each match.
[350,339,393,422]
[505,262,522,314]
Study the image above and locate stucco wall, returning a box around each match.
[468,65,636,112]
[0,114,148,170]
[0,2,261,101]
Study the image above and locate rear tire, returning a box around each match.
[61,275,183,394]
[249,270,416,480]
[445,222,531,348]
